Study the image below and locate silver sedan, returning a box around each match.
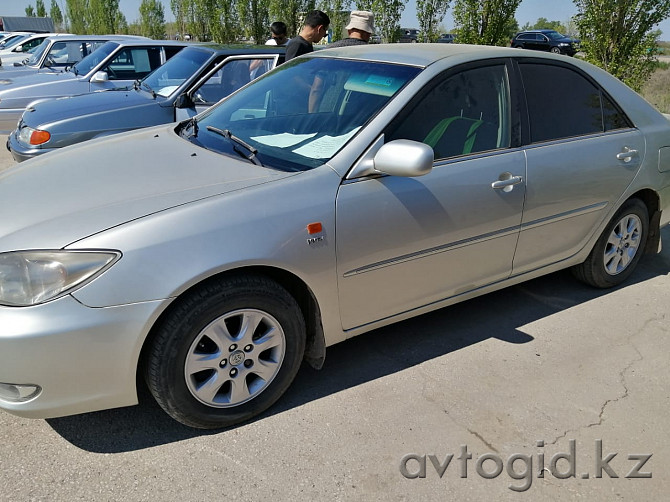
[1,44,669,429]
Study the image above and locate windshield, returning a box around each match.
[72,41,118,75]
[0,34,29,49]
[187,57,421,172]
[142,47,212,97]
[25,39,50,66]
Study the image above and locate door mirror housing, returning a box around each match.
[90,71,109,83]
[373,140,434,177]
[174,93,195,109]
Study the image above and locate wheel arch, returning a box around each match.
[137,265,326,392]
[629,188,662,254]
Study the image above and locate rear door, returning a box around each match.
[512,59,645,274]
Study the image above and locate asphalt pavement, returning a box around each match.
[0,144,669,500]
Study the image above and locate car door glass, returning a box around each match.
[104,47,162,80]
[519,63,607,142]
[194,58,270,105]
[386,64,511,160]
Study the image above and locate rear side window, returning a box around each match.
[519,63,630,143]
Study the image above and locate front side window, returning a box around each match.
[183,58,421,172]
[386,64,512,160]
[519,62,629,143]
[193,58,276,105]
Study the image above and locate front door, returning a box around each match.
[336,61,527,330]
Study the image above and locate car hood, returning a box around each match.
[23,88,155,127]
[0,125,297,250]
[0,70,76,96]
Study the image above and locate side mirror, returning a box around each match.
[373,140,433,177]
[90,71,109,83]
[174,93,194,109]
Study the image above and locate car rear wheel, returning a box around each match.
[572,199,648,288]
[145,274,306,429]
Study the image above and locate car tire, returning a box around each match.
[572,199,648,288]
[513,45,524,49]
[550,47,562,54]
[145,274,306,429]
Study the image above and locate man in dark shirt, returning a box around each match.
[328,11,375,48]
[285,10,331,61]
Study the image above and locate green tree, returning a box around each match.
[89,0,123,34]
[66,0,88,33]
[36,0,47,17]
[50,0,65,31]
[452,0,522,46]
[526,17,566,33]
[26,5,36,16]
[210,0,242,43]
[574,0,670,91]
[268,0,309,39]
[238,0,270,43]
[319,0,351,42]
[358,0,407,43]
[139,0,166,39]
[417,0,450,42]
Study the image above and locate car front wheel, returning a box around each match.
[145,274,306,429]
[572,199,648,288]
[550,46,562,54]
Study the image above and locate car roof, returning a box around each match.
[101,39,189,47]
[518,29,559,34]
[305,43,532,67]
[42,34,148,42]
[182,43,286,56]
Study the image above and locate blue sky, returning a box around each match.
[5,0,670,38]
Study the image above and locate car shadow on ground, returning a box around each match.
[46,227,670,453]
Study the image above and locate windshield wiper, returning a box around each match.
[141,81,156,98]
[206,126,262,166]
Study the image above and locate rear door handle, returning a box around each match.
[616,147,638,163]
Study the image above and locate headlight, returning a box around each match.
[18,125,51,146]
[559,43,569,46]
[0,250,120,306]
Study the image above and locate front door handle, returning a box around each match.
[616,147,638,163]
[491,174,523,192]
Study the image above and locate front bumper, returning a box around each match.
[0,294,168,419]
[7,129,54,162]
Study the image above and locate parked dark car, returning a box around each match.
[398,28,419,43]
[437,33,456,43]
[8,45,285,161]
[511,29,580,56]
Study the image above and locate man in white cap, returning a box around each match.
[328,10,375,47]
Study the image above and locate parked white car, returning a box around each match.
[0,32,65,67]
